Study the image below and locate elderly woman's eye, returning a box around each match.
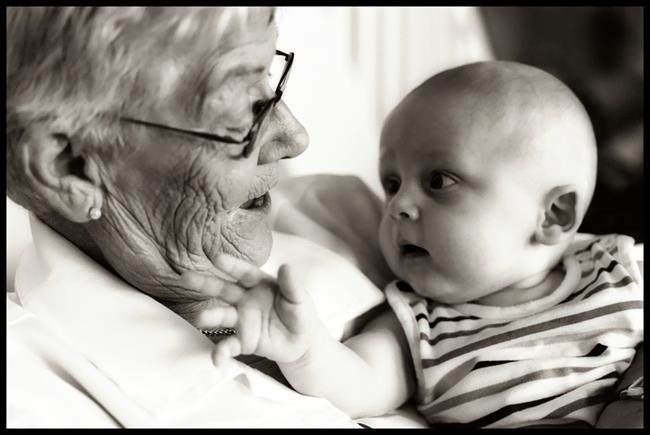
[252,99,268,117]
[427,171,457,191]
[383,175,401,196]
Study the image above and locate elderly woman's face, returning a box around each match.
[93,15,308,301]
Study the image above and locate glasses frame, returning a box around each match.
[120,50,294,158]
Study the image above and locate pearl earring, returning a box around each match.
[88,207,102,220]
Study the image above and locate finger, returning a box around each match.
[214,254,269,288]
[212,336,242,365]
[277,264,306,304]
[237,305,262,356]
[179,271,246,304]
[195,303,239,329]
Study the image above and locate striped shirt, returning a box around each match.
[386,234,643,428]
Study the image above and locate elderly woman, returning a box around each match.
[6,6,389,428]
[7,6,308,322]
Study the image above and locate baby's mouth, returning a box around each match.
[399,243,430,258]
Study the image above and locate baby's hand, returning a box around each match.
[180,255,321,365]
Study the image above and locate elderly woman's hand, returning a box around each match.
[179,254,323,365]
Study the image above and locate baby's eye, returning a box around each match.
[427,171,457,191]
[382,175,401,196]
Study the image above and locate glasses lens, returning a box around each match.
[277,58,292,91]
[243,52,292,158]
[268,54,287,93]
[278,54,293,93]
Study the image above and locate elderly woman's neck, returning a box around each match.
[42,213,114,272]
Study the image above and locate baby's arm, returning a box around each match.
[280,306,415,418]
[180,255,415,419]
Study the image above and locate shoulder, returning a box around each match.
[568,233,640,256]
[561,234,643,336]
[567,233,643,284]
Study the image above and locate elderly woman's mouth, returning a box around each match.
[239,192,271,211]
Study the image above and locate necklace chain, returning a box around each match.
[200,328,237,336]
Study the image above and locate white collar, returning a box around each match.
[15,215,247,424]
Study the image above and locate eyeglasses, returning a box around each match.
[120,50,294,158]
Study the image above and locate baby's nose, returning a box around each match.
[389,199,420,221]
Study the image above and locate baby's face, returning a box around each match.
[378,91,541,304]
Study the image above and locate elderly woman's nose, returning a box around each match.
[258,101,309,164]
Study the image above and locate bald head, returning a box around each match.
[383,61,597,222]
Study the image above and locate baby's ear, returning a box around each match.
[535,185,578,246]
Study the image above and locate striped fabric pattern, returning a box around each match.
[386,234,643,428]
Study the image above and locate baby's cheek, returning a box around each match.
[378,219,399,272]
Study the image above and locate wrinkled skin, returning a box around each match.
[78,16,308,321]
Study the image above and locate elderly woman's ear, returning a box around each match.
[18,123,104,223]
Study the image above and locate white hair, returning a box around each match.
[6,6,275,210]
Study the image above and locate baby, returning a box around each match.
[181,61,643,427]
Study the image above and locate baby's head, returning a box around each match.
[378,61,597,305]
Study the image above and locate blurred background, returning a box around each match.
[274,6,644,241]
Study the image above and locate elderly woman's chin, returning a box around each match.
[213,200,274,267]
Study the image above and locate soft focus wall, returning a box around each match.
[275,7,493,195]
